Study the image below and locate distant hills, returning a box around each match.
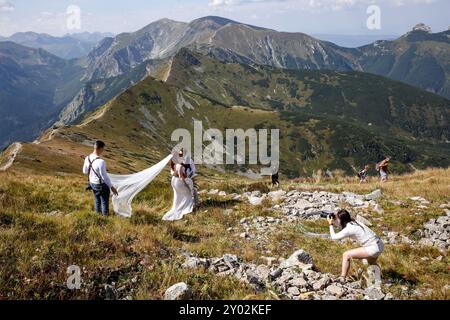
[313,34,398,48]
[0,31,113,59]
[0,42,84,149]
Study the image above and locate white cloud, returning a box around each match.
[0,0,14,12]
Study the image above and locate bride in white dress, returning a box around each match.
[162,159,194,221]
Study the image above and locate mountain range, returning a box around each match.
[2,48,449,178]
[0,16,449,175]
[78,17,450,97]
[0,31,113,59]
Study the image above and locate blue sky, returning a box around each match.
[0,0,448,36]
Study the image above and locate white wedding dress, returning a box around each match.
[162,164,194,221]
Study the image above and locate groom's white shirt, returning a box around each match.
[82,154,113,188]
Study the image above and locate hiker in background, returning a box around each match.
[83,141,118,215]
[358,165,370,184]
[271,171,280,188]
[327,210,384,280]
[376,157,390,183]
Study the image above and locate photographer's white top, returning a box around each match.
[82,154,113,188]
[329,222,378,246]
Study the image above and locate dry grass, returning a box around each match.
[0,168,448,300]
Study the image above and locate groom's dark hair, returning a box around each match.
[94,140,105,150]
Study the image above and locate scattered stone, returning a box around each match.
[268,190,286,202]
[248,196,266,206]
[356,214,373,227]
[312,276,331,291]
[261,256,277,267]
[326,284,345,298]
[373,204,384,214]
[181,250,390,300]
[182,257,209,269]
[279,250,314,269]
[287,287,300,296]
[410,196,431,206]
[418,214,449,250]
[239,232,249,239]
[365,189,382,201]
[364,287,385,300]
[164,282,192,300]
[269,268,282,279]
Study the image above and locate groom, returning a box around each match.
[83,141,118,215]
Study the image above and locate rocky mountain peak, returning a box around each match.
[412,23,432,33]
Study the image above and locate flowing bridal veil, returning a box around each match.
[109,155,173,217]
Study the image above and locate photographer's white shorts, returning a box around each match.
[364,239,384,258]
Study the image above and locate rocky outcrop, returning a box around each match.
[181,250,390,300]
[417,211,450,250]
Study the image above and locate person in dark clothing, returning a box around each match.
[358,165,370,183]
[271,171,280,188]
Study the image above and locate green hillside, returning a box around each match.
[8,58,449,178]
[168,49,449,142]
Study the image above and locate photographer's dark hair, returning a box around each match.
[336,209,355,229]
[94,140,105,149]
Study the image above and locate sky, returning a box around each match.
[0,0,449,37]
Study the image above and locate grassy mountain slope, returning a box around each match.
[357,29,450,99]
[3,63,449,179]
[167,49,449,142]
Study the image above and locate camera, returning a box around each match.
[320,211,335,219]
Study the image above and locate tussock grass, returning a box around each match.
[0,168,448,299]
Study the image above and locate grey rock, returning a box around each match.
[312,276,331,291]
[287,287,300,296]
[365,189,382,201]
[280,249,314,269]
[290,277,308,288]
[269,268,282,279]
[326,284,345,297]
[164,282,192,300]
[364,287,385,300]
[182,257,209,269]
[356,214,373,227]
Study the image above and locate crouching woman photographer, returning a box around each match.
[327,210,384,279]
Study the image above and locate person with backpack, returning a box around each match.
[83,141,118,215]
[376,157,390,182]
[357,165,369,183]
